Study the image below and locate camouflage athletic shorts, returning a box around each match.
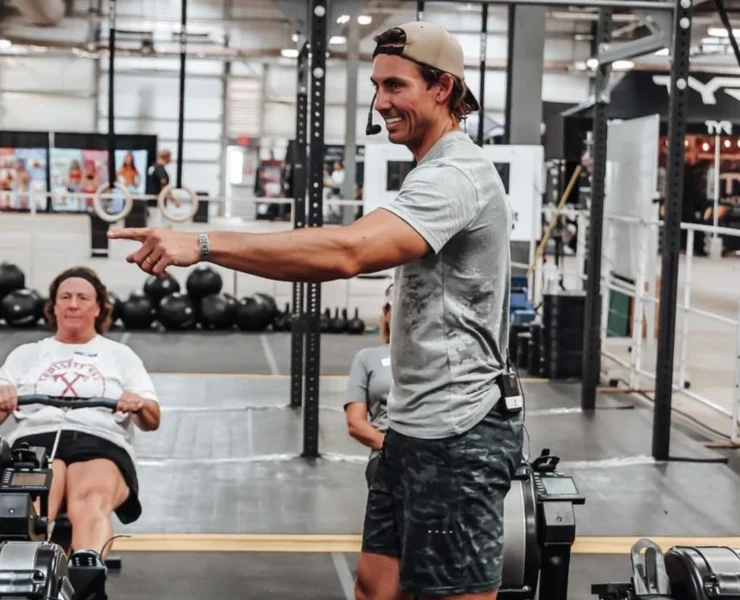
[361,403,524,598]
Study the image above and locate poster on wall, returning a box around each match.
[50,148,110,212]
[114,149,146,195]
[0,147,48,210]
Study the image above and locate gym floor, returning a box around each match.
[2,329,740,599]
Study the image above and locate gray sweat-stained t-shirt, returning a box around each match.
[381,130,511,439]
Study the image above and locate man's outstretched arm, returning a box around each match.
[108,208,430,281]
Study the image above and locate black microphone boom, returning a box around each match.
[366,90,382,135]
[366,121,382,136]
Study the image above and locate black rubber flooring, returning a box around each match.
[104,377,740,538]
[106,551,633,600]
[3,328,740,540]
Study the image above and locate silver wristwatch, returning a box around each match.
[197,232,211,260]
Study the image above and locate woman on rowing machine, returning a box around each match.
[0,266,161,568]
[343,282,393,488]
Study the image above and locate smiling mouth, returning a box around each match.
[385,117,402,126]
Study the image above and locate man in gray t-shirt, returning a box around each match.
[110,19,523,600]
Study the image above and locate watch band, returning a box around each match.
[197,232,211,260]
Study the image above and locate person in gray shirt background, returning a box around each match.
[344,282,394,487]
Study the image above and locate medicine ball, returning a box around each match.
[253,293,278,321]
[159,292,196,330]
[0,262,25,302]
[199,293,237,330]
[272,302,291,332]
[120,290,155,330]
[235,295,274,332]
[28,290,44,324]
[186,265,222,302]
[143,273,180,305]
[0,289,39,328]
[108,291,122,324]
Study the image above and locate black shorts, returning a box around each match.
[365,454,380,488]
[361,404,524,598]
[12,430,142,525]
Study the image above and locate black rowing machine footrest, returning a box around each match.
[105,556,122,570]
[590,582,635,600]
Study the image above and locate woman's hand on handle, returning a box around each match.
[0,386,17,413]
[116,391,145,414]
[117,391,161,432]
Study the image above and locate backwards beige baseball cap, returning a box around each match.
[373,21,479,112]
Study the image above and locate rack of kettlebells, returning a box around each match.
[0,261,368,335]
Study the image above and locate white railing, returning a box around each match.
[0,190,363,228]
[599,213,740,442]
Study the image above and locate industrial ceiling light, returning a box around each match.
[583,57,633,70]
[329,36,346,44]
[613,60,634,70]
[707,26,740,37]
[336,14,350,24]
[357,15,372,25]
[281,48,299,58]
[0,40,12,49]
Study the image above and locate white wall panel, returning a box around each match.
[176,163,221,195]
[107,57,224,76]
[0,57,95,92]
[0,56,96,132]
[97,119,221,141]
[0,94,96,132]
[113,0,226,20]
[97,56,224,196]
[98,73,223,121]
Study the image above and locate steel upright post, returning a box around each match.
[581,9,612,410]
[302,1,327,458]
[290,42,309,409]
[652,0,692,461]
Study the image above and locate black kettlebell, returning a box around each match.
[347,308,365,335]
[272,303,291,332]
[320,308,331,332]
[329,307,346,333]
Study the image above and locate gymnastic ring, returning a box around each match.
[93,182,134,223]
[157,184,200,223]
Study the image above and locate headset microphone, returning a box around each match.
[365,90,382,136]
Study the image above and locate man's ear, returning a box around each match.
[436,73,455,104]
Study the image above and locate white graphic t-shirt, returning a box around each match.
[0,335,158,462]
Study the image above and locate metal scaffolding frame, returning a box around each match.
[302,0,328,458]
[290,41,309,412]
[291,0,692,461]
[573,0,691,463]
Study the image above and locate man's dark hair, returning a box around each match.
[373,27,474,121]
